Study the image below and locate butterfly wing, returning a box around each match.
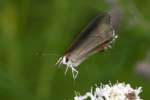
[65,13,116,65]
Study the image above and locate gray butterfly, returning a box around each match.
[56,12,118,79]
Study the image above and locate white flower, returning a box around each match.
[74,83,142,100]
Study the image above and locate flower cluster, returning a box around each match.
[74,83,142,100]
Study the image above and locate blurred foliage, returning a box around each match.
[0,0,150,100]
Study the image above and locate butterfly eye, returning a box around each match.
[65,57,69,63]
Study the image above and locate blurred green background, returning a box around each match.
[0,0,150,100]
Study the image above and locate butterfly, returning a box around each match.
[56,12,118,79]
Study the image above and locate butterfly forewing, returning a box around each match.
[66,13,115,65]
